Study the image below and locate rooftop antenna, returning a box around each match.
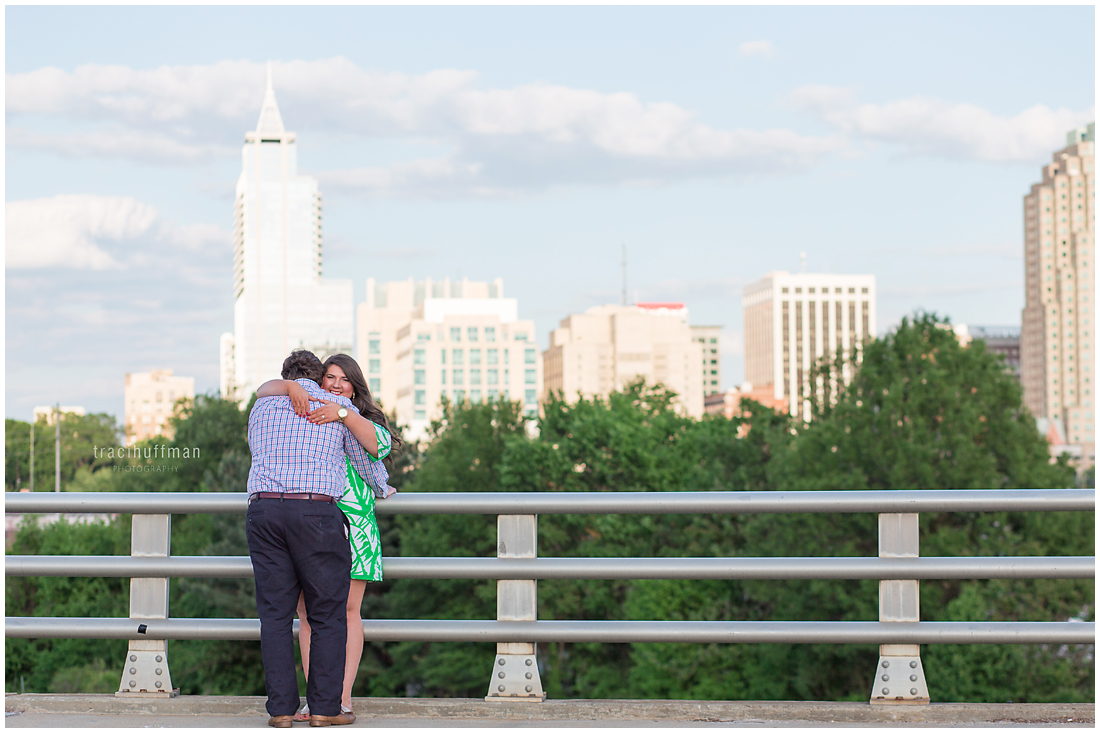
[266,61,274,92]
[799,252,807,274]
[621,244,627,306]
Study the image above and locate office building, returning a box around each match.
[32,406,85,425]
[219,67,353,401]
[968,326,1021,382]
[125,370,195,444]
[357,277,540,442]
[1021,123,1094,454]
[542,302,704,418]
[703,382,788,420]
[743,271,876,419]
[692,325,722,395]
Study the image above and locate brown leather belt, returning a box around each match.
[249,491,339,505]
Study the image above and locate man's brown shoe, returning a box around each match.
[309,710,355,726]
[268,715,294,728]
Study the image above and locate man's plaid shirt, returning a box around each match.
[247,378,391,498]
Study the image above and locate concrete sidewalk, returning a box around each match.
[4,694,1094,728]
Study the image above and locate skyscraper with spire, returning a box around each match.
[220,66,353,401]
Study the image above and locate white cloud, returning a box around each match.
[788,85,1093,162]
[6,195,157,270]
[7,59,844,193]
[7,126,235,165]
[5,195,229,270]
[737,40,775,59]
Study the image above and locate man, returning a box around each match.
[246,350,376,728]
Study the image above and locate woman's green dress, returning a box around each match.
[336,423,391,581]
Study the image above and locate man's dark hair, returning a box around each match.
[281,350,323,382]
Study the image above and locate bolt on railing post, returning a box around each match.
[869,512,929,704]
[116,514,178,697]
[485,514,545,702]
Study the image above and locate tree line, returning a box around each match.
[5,314,1093,702]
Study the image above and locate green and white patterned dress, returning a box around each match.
[337,423,392,581]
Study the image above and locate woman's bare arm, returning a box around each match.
[308,400,380,457]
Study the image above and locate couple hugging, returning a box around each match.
[246,349,400,727]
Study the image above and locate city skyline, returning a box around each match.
[5,5,1094,420]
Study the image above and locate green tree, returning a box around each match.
[5,413,122,493]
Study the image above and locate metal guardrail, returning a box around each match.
[4,489,1096,704]
[5,489,1094,515]
[6,554,1095,580]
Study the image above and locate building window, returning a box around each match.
[453,370,465,386]
[468,327,479,342]
[515,333,528,341]
[782,287,789,293]
[470,349,482,365]
[488,389,499,400]
[454,390,465,402]
[525,348,536,364]
[453,349,464,366]
[848,287,855,294]
[417,333,430,341]
[451,327,461,342]
[414,349,425,365]
[487,348,499,365]
[414,390,426,406]
[861,287,869,294]
[525,369,536,384]
[414,370,426,385]
[369,378,380,393]
[414,409,426,419]
[369,340,381,354]
[525,389,537,404]
[487,369,499,385]
[485,327,496,342]
[471,369,482,385]
[441,371,446,385]
[156,392,163,403]
[369,359,381,374]
[471,389,482,402]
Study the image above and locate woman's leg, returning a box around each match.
[342,580,368,709]
[294,592,311,719]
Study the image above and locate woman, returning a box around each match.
[257,353,401,721]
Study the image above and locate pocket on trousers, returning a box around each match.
[303,512,338,532]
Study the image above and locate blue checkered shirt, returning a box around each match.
[247,379,383,499]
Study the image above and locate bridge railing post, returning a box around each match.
[485,514,545,701]
[116,513,178,697]
[870,512,928,704]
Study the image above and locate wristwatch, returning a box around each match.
[337,407,348,422]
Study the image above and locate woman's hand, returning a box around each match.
[307,398,344,425]
[287,382,312,417]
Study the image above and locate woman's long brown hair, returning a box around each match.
[321,353,402,453]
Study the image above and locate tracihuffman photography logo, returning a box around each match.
[95,445,200,459]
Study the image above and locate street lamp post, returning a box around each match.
[55,403,61,493]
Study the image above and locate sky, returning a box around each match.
[5,5,1095,422]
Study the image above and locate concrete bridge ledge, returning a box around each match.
[4,694,1094,727]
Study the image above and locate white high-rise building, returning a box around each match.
[357,277,541,442]
[542,303,705,418]
[220,67,353,401]
[743,271,876,419]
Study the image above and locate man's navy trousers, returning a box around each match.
[246,497,351,718]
